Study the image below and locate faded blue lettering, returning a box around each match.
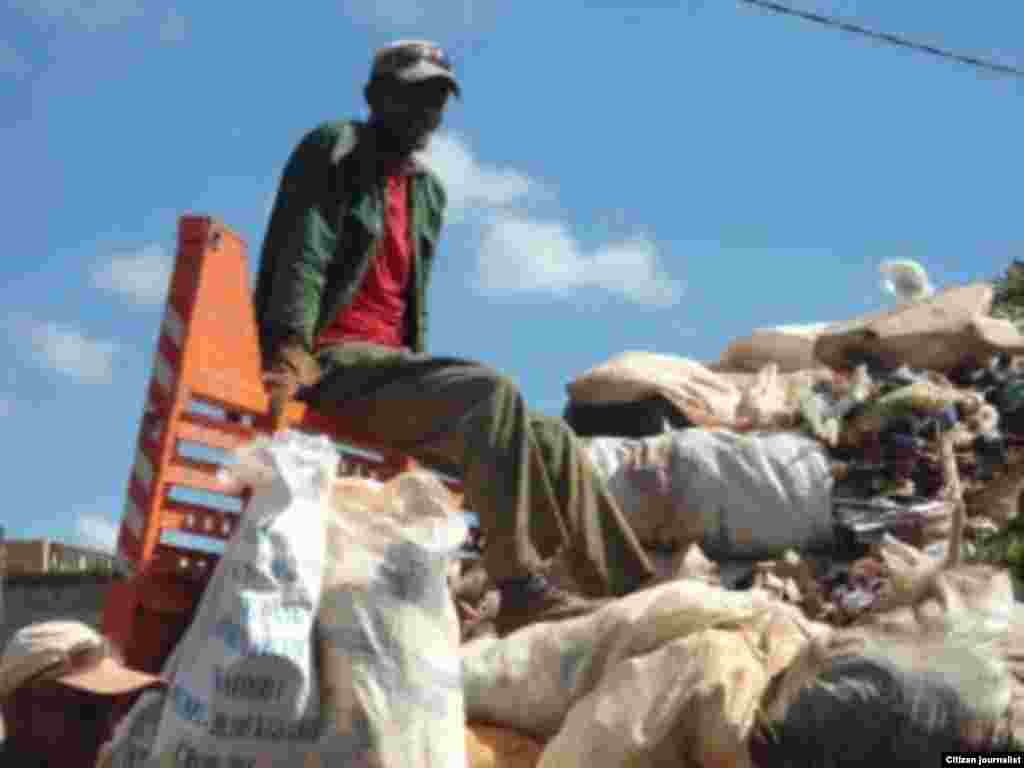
[211,618,307,660]
[212,666,286,703]
[170,684,208,725]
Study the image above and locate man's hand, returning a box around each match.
[263,368,300,432]
[262,342,321,431]
[262,369,302,401]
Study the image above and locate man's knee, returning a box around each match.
[464,364,521,408]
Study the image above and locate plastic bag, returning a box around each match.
[880,259,934,303]
[148,431,336,767]
[317,471,468,767]
[461,579,824,741]
[796,365,872,447]
[833,496,954,552]
[841,380,962,448]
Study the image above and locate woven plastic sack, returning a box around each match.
[461,579,823,741]
[858,536,1014,641]
[585,429,835,557]
[146,431,336,767]
[96,689,167,768]
[733,364,791,427]
[537,629,775,767]
[998,604,1024,744]
[719,323,833,373]
[316,472,468,767]
[567,352,743,424]
[815,282,1024,372]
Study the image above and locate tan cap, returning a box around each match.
[371,39,460,97]
[0,620,164,699]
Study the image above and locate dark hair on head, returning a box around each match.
[752,634,1014,767]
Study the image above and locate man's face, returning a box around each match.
[369,77,453,152]
[5,681,127,766]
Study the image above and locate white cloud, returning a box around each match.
[28,322,118,382]
[418,131,542,219]
[76,514,118,552]
[343,0,494,30]
[14,0,144,30]
[0,41,30,80]
[158,7,186,43]
[92,242,172,305]
[420,131,681,306]
[344,0,427,26]
[477,214,682,306]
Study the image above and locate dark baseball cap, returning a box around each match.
[370,39,461,98]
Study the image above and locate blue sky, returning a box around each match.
[0,0,1021,552]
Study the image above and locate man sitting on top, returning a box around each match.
[254,39,655,635]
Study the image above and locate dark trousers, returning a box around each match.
[306,342,655,596]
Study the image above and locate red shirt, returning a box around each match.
[316,173,412,350]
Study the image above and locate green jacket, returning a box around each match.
[253,120,447,368]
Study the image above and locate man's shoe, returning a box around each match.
[494,573,606,637]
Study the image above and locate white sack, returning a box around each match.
[317,472,468,767]
[586,429,835,558]
[149,431,337,767]
[461,580,824,741]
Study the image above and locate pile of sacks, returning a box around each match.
[544,279,1024,627]
[100,431,547,768]
[99,429,1024,766]
[94,274,1024,767]
[98,387,1024,766]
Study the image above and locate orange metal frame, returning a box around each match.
[102,215,426,672]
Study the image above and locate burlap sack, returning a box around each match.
[719,323,833,373]
[567,352,743,425]
[461,580,828,742]
[965,461,1024,525]
[814,283,1024,373]
[997,603,1024,744]
[533,593,822,767]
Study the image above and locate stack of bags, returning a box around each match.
[555,278,1024,625]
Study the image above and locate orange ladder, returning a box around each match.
[102,215,432,673]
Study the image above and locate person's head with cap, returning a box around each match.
[365,39,460,155]
[0,620,164,767]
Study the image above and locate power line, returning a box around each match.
[739,0,1024,80]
